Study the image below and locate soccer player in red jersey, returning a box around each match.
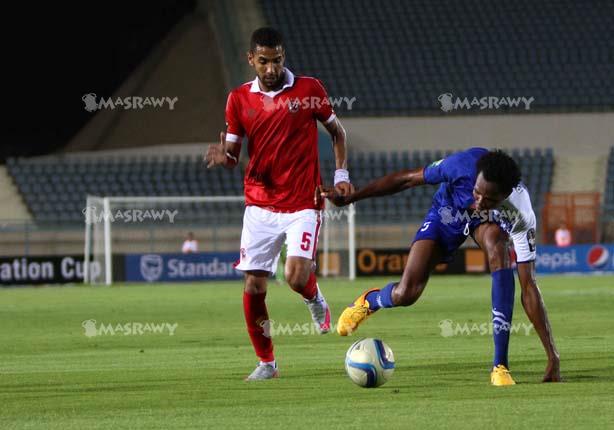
[205,27,353,380]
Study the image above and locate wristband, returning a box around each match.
[334,168,350,186]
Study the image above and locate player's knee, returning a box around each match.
[244,273,267,294]
[393,279,426,306]
[285,266,310,291]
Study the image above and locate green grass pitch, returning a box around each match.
[1,275,613,429]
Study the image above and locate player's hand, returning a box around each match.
[334,181,355,197]
[542,357,561,382]
[318,185,351,207]
[204,132,227,168]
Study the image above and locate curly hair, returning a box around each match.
[476,150,522,196]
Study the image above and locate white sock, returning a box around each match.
[260,360,276,368]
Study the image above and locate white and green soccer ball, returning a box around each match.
[344,338,395,388]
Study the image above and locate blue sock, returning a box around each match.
[365,282,397,312]
[491,268,515,368]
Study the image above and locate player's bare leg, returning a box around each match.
[516,261,561,382]
[243,270,279,381]
[337,239,442,336]
[473,223,516,386]
[391,239,443,306]
[286,256,331,334]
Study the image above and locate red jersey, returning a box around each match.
[225,68,335,212]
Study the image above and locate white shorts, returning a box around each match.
[235,206,322,274]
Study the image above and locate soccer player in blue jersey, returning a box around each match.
[320,148,560,385]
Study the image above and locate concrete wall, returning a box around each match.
[0,167,31,221]
[65,11,227,152]
[341,112,614,157]
[340,112,614,195]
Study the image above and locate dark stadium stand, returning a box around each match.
[7,148,554,225]
[5,155,245,224]
[605,147,614,216]
[261,0,614,115]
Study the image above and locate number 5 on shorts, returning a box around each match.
[300,232,312,251]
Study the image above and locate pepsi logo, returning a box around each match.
[587,245,610,269]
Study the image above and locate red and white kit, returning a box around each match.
[226,68,335,272]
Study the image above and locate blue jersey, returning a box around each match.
[415,147,536,263]
[423,147,488,210]
[416,147,488,262]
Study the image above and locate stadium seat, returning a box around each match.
[5,146,556,224]
[262,0,614,115]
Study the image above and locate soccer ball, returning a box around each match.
[344,338,395,388]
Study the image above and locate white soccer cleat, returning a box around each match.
[304,286,331,334]
[245,363,279,381]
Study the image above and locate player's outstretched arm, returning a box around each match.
[204,131,241,169]
[323,117,354,196]
[517,261,561,382]
[320,167,425,206]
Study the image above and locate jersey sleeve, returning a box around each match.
[312,79,336,124]
[510,224,537,263]
[225,91,244,143]
[507,186,538,263]
[423,158,449,185]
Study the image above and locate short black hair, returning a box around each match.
[476,150,522,196]
[250,27,284,52]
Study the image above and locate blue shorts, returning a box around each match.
[412,206,482,263]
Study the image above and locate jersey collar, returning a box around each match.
[249,68,295,97]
